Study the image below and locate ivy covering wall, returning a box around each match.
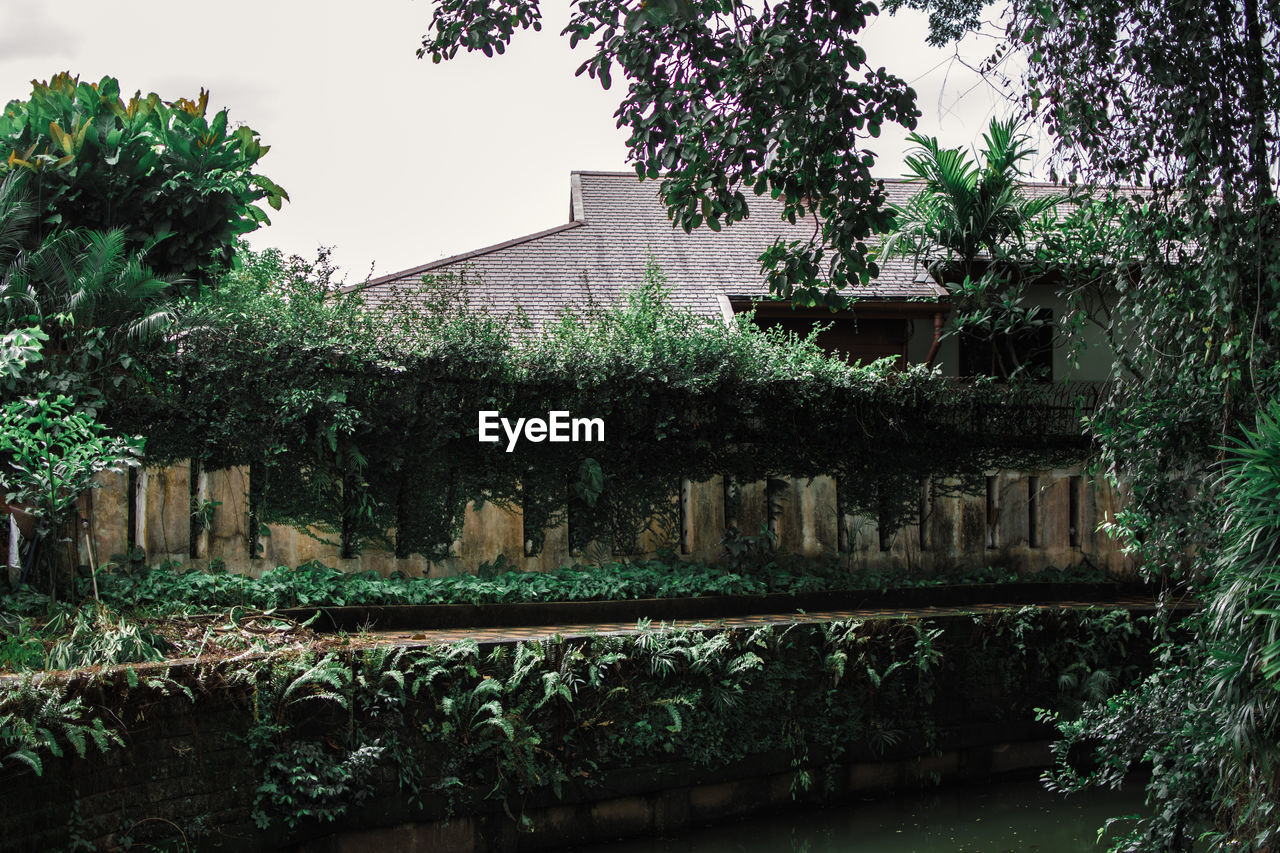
[120,262,1093,561]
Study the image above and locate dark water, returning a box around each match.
[570,777,1145,853]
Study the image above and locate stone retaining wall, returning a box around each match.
[0,607,1155,852]
[0,656,1062,853]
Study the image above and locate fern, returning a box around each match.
[278,653,349,711]
[0,675,121,776]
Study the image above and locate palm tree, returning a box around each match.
[883,117,1065,379]
[0,171,181,407]
[885,117,1063,279]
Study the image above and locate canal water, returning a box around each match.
[569,776,1146,853]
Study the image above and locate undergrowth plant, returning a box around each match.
[43,607,170,672]
[0,605,1153,847]
[227,608,1147,831]
[0,674,118,776]
[49,557,1112,618]
[1043,400,1280,851]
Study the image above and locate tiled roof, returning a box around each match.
[346,171,1010,328]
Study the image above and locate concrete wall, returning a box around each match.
[84,462,1133,578]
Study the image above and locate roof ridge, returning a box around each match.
[342,220,586,294]
[571,171,1143,191]
[573,170,918,184]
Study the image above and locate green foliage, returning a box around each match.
[867,1,1280,845]
[1041,659,1217,853]
[886,117,1062,275]
[0,390,141,596]
[895,0,1280,577]
[0,673,119,776]
[0,170,181,413]
[251,738,386,829]
[69,556,1111,614]
[125,252,1088,560]
[1038,405,1280,853]
[1045,400,1280,851]
[232,607,1144,829]
[0,392,141,540]
[0,72,287,285]
[0,603,1150,843]
[420,1,919,306]
[0,327,46,388]
[884,117,1066,380]
[190,496,221,536]
[245,651,389,829]
[0,632,45,671]
[43,607,170,671]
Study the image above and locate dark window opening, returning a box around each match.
[522,488,541,557]
[188,460,201,560]
[248,460,265,560]
[679,478,692,555]
[919,477,931,551]
[959,308,1054,382]
[746,311,909,367]
[567,482,587,557]
[765,478,787,538]
[722,475,738,532]
[126,467,138,553]
[877,486,892,552]
[836,478,849,552]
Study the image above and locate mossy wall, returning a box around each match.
[89,466,1134,578]
[0,608,1152,851]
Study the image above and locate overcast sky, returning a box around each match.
[1,1,1027,285]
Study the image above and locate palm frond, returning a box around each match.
[888,117,1055,273]
[0,173,37,270]
[125,307,181,343]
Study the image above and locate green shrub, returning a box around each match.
[63,556,1110,614]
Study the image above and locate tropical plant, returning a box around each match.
[19,230,180,408]
[130,252,1091,563]
[883,117,1065,379]
[0,170,180,413]
[1195,400,1280,847]
[62,557,1107,617]
[885,117,1062,280]
[0,326,46,391]
[0,73,287,287]
[43,606,169,671]
[892,0,1280,577]
[0,673,119,776]
[0,599,1152,846]
[1043,413,1280,850]
[883,0,1280,846]
[0,392,142,595]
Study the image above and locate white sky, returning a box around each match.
[1,1,1028,286]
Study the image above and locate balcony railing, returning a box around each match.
[945,379,1111,446]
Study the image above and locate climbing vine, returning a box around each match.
[116,253,1092,560]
